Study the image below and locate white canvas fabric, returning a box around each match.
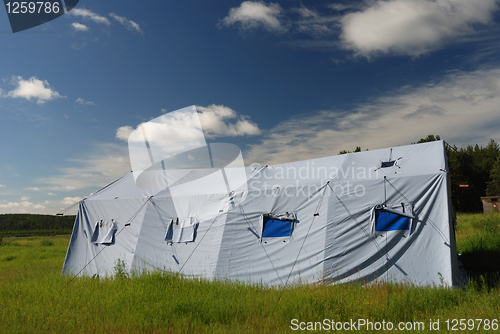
[91,219,118,245]
[62,141,461,287]
[165,218,199,243]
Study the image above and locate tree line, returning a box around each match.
[340,135,500,213]
[0,214,76,237]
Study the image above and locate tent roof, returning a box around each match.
[88,140,447,201]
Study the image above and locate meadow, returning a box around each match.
[0,213,499,333]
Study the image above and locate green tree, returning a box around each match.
[487,155,500,196]
[416,134,441,143]
[339,146,362,155]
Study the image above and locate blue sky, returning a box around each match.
[1,0,500,214]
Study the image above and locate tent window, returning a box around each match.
[377,148,402,169]
[381,160,395,168]
[371,205,415,236]
[261,213,297,239]
[91,219,118,245]
[165,218,198,244]
[375,209,410,231]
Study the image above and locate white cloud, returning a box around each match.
[6,76,63,104]
[27,187,40,191]
[21,196,30,201]
[47,192,55,196]
[116,126,134,141]
[0,200,45,213]
[196,104,261,137]
[109,13,142,33]
[61,197,82,206]
[222,1,499,58]
[340,0,499,57]
[116,106,260,173]
[72,22,89,31]
[221,1,288,32]
[244,67,500,165]
[49,186,76,191]
[69,8,111,25]
[0,184,5,188]
[116,105,261,142]
[76,98,95,105]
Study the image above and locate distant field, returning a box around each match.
[0,214,499,333]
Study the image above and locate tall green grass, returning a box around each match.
[455,212,500,289]
[0,215,499,333]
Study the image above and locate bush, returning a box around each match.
[114,259,129,279]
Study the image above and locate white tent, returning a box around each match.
[62,140,461,286]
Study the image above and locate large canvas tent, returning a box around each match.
[62,140,461,287]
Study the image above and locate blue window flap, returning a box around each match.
[262,218,292,238]
[375,209,410,231]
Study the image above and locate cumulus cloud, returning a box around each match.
[69,8,111,25]
[109,13,142,33]
[244,67,500,165]
[340,0,499,57]
[222,0,499,58]
[6,76,63,104]
[27,187,40,191]
[221,1,288,32]
[60,197,82,206]
[76,98,95,105]
[71,22,89,31]
[116,126,134,141]
[49,186,75,191]
[116,106,261,173]
[118,109,207,169]
[116,105,261,142]
[0,200,45,212]
[196,104,261,137]
[0,184,6,188]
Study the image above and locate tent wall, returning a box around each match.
[130,198,227,278]
[62,141,460,287]
[322,173,454,285]
[214,186,329,285]
[62,198,148,277]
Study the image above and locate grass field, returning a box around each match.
[0,214,499,333]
